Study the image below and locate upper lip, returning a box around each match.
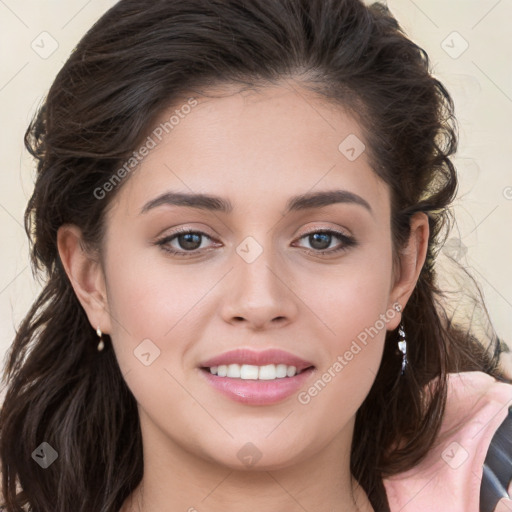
[199,348,314,372]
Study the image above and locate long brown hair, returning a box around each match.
[0,1,505,510]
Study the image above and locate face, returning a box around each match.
[88,83,410,470]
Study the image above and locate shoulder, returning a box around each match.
[383,371,512,512]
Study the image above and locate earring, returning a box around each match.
[397,323,407,375]
[96,326,105,352]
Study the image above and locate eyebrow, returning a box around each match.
[140,189,372,215]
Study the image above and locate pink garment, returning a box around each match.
[383,371,512,512]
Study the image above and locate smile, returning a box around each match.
[208,363,303,380]
[199,348,315,405]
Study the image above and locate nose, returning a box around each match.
[220,243,298,331]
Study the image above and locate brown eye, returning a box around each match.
[295,229,357,255]
[155,229,219,257]
[175,232,203,251]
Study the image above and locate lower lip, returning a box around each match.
[199,367,315,405]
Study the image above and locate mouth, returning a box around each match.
[201,363,312,380]
[198,348,316,405]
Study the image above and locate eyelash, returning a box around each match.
[155,227,357,258]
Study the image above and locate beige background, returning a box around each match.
[1,1,511,372]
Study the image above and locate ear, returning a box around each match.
[387,212,430,330]
[57,224,112,335]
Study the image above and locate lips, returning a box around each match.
[198,348,316,405]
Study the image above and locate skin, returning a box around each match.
[58,82,429,512]
[494,489,512,512]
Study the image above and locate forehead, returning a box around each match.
[107,83,390,220]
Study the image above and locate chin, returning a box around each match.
[195,434,316,472]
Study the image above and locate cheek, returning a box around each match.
[303,238,394,344]
[102,238,207,372]
[297,239,394,406]
[104,234,206,329]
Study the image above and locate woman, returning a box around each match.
[0,0,511,511]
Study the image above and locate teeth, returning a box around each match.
[286,365,296,377]
[240,364,259,379]
[227,364,240,378]
[276,364,288,378]
[208,363,300,380]
[258,364,276,380]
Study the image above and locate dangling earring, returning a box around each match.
[393,303,407,375]
[397,323,407,375]
[96,326,105,352]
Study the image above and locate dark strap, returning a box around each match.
[480,406,512,512]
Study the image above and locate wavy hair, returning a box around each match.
[0,0,505,510]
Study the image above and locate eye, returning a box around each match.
[154,227,357,258]
[294,229,357,255]
[155,228,219,256]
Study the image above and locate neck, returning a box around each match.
[124,472,373,512]
[120,413,374,512]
